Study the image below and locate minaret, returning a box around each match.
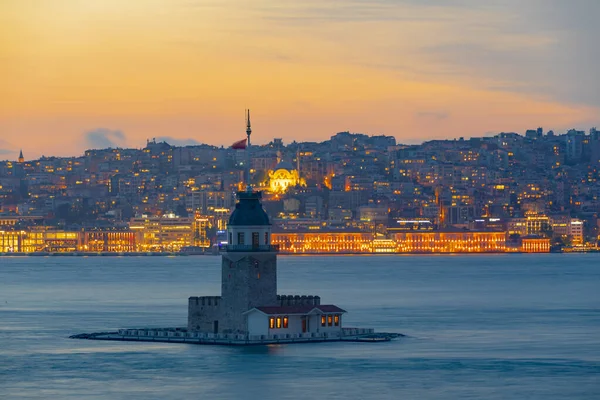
[296,144,300,177]
[18,149,24,164]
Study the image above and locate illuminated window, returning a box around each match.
[283,316,288,329]
[321,315,326,326]
[269,317,275,329]
[328,315,333,326]
[334,315,340,326]
[276,317,282,329]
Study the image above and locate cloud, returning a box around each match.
[416,111,449,121]
[84,128,126,149]
[155,136,201,146]
[252,0,600,109]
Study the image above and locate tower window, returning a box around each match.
[283,316,289,329]
[334,315,340,326]
[252,232,259,247]
[229,232,232,244]
[265,232,269,244]
[276,317,282,329]
[328,315,333,326]
[237,232,245,245]
[269,317,275,329]
[321,315,326,326]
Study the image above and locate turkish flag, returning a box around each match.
[231,138,247,149]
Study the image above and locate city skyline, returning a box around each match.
[1,124,599,253]
[2,0,600,159]
[3,125,599,162]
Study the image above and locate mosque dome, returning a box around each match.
[268,159,304,194]
[228,191,271,226]
[274,160,295,171]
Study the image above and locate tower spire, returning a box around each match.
[246,109,252,137]
[245,109,252,192]
[18,149,24,163]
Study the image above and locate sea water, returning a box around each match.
[0,254,599,399]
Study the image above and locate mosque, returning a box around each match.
[70,112,396,345]
[268,158,305,194]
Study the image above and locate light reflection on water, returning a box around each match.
[0,254,599,399]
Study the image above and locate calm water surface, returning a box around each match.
[0,254,599,399]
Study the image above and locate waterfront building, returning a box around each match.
[551,216,584,245]
[508,214,551,236]
[83,230,136,252]
[271,229,374,253]
[371,238,397,253]
[0,229,81,253]
[193,212,211,248]
[0,231,28,252]
[391,231,507,253]
[507,218,528,236]
[129,214,194,251]
[520,236,551,253]
[569,219,584,245]
[37,230,81,252]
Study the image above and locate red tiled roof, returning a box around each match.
[251,304,346,315]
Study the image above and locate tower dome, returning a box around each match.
[228,191,271,226]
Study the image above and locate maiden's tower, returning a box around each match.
[71,112,396,345]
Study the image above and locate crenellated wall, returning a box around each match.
[277,295,321,306]
[187,296,222,332]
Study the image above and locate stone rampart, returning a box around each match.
[277,295,321,306]
[187,296,222,332]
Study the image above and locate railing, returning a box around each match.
[223,244,280,252]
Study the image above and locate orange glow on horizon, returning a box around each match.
[0,0,598,159]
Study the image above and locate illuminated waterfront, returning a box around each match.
[1,229,557,254]
[1,254,599,399]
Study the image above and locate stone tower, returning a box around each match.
[218,190,278,333]
[188,110,279,334]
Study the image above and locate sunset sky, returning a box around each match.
[1,0,599,160]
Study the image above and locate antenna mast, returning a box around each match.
[246,109,252,192]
